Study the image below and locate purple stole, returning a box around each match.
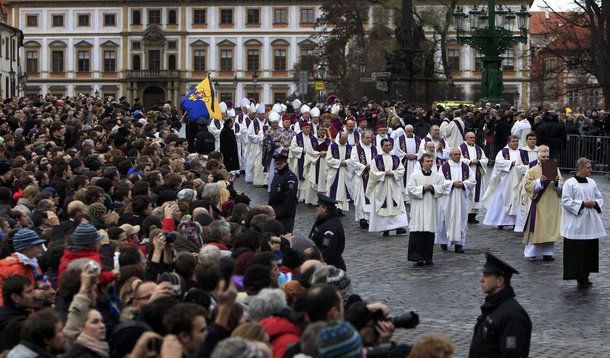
[353,129,360,145]
[234,121,241,133]
[374,154,400,208]
[527,162,550,233]
[460,143,483,201]
[245,116,252,129]
[357,144,377,205]
[399,135,421,187]
[314,138,331,181]
[441,162,470,182]
[424,136,446,148]
[328,143,353,200]
[213,119,221,129]
[253,120,267,135]
[295,132,316,181]
[453,119,465,140]
[502,147,529,165]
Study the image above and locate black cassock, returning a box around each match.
[219,126,240,171]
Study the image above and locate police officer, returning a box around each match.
[309,193,347,271]
[268,153,298,233]
[469,253,532,358]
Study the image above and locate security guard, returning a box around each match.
[268,153,298,233]
[309,193,347,271]
[469,253,532,358]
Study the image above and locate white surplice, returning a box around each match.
[393,134,420,202]
[460,143,489,212]
[435,161,476,246]
[366,152,409,232]
[560,177,607,240]
[304,136,330,204]
[326,143,353,211]
[514,146,539,232]
[511,120,532,148]
[482,147,528,226]
[208,119,223,152]
[246,119,267,186]
[443,118,465,149]
[349,143,375,222]
[408,171,445,233]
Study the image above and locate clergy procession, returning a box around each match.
[195,97,605,291]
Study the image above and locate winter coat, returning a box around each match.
[0,253,42,306]
[59,249,114,286]
[260,316,301,358]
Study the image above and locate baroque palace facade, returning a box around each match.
[5,0,325,108]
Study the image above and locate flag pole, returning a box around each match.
[209,73,216,113]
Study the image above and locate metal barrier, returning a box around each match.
[558,135,610,173]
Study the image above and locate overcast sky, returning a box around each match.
[532,0,579,11]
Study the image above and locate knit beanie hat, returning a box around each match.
[89,203,107,218]
[316,320,363,358]
[13,229,46,252]
[71,222,103,246]
[311,265,353,302]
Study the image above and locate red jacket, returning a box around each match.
[59,249,114,286]
[260,316,301,358]
[0,253,42,306]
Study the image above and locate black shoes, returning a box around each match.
[440,244,448,251]
[498,225,504,230]
[543,255,555,261]
[383,231,390,237]
[414,260,433,267]
[425,260,434,266]
[359,219,369,229]
[396,228,407,235]
[455,245,465,253]
[468,214,479,224]
[577,279,592,289]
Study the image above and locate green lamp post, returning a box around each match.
[453,1,531,105]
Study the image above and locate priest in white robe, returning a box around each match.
[419,124,449,158]
[304,125,332,205]
[561,157,606,289]
[208,102,226,152]
[514,133,540,232]
[326,132,353,212]
[366,138,408,236]
[247,103,268,186]
[511,114,532,148]
[393,125,421,203]
[407,153,445,266]
[435,148,476,253]
[289,121,316,203]
[443,115,466,149]
[335,119,360,145]
[482,135,529,228]
[459,132,489,224]
[374,122,391,151]
[349,130,377,229]
[414,141,446,174]
[235,98,252,172]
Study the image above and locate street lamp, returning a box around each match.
[317,63,326,103]
[453,0,530,105]
[232,75,238,87]
[359,59,366,100]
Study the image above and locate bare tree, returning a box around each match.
[543,0,610,107]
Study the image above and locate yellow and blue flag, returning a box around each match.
[180,76,223,121]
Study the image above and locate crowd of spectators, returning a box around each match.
[0,94,457,358]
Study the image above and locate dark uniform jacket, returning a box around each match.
[194,126,216,155]
[268,165,298,221]
[469,286,531,358]
[309,210,346,271]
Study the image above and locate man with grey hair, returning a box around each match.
[247,288,287,322]
[561,157,606,289]
[349,129,376,229]
[393,124,421,203]
[206,220,231,250]
[482,135,529,228]
[210,337,265,358]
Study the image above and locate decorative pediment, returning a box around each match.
[298,39,316,47]
[23,40,41,48]
[100,40,119,47]
[217,39,235,47]
[190,39,209,47]
[143,24,166,46]
[48,40,67,48]
[271,39,290,46]
[243,39,262,46]
[74,40,93,48]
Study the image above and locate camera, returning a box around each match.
[164,232,177,244]
[86,261,101,274]
[371,310,419,329]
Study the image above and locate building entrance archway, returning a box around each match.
[143,86,165,111]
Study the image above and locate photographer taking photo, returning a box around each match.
[345,301,417,357]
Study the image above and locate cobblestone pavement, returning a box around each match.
[234,170,610,358]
